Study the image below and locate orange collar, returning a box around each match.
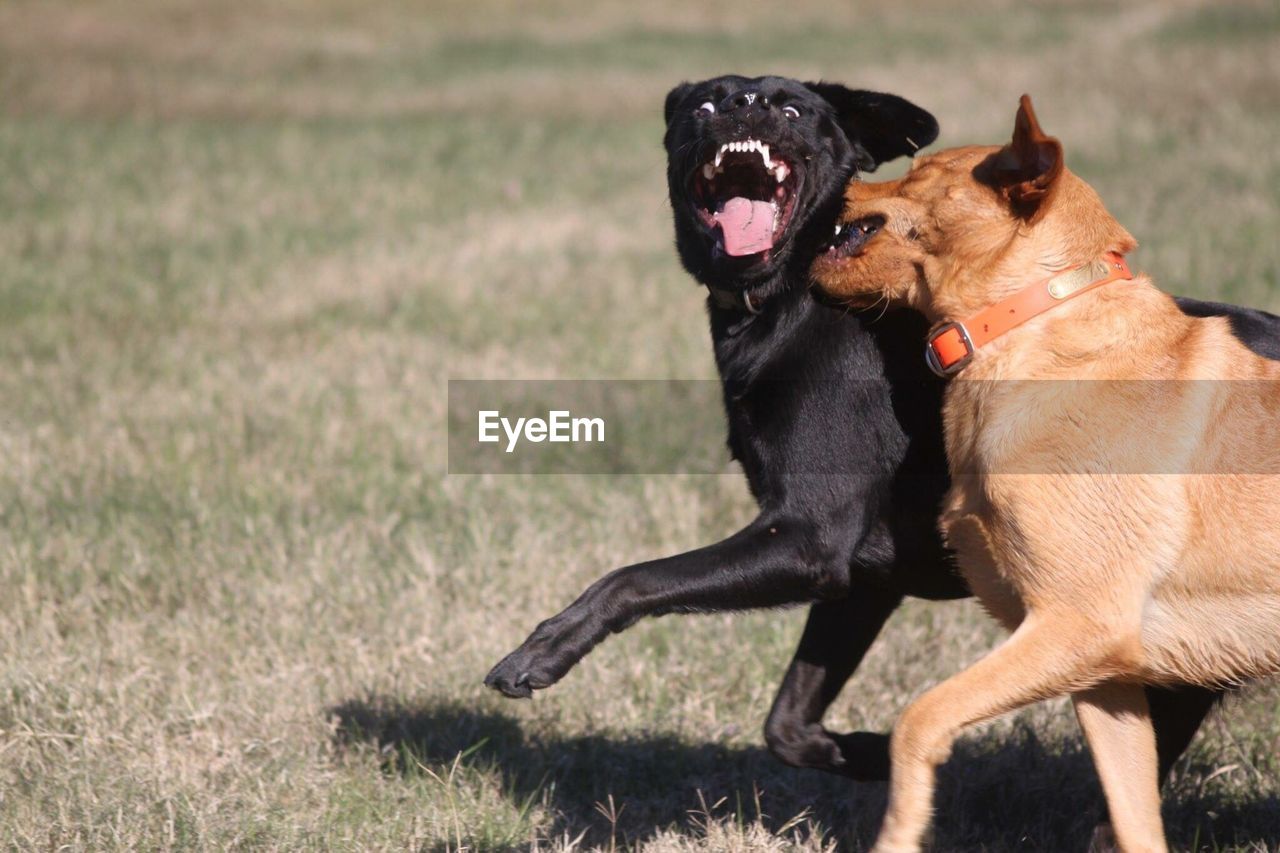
[924,252,1133,377]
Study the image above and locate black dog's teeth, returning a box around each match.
[702,139,791,183]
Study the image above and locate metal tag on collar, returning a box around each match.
[1047,258,1111,300]
[924,321,975,378]
[742,290,763,315]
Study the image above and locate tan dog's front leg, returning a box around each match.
[874,616,1103,853]
[1073,682,1168,853]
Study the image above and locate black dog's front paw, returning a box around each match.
[483,650,570,699]
[483,654,539,698]
[483,621,586,699]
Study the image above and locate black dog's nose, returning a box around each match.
[721,90,770,113]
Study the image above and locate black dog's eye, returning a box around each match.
[782,105,800,120]
[696,101,715,116]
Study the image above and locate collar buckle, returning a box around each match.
[925,321,975,378]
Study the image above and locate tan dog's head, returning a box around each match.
[811,95,1135,320]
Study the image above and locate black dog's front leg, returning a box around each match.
[484,516,848,698]
[763,589,901,780]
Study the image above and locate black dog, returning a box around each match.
[486,75,1218,783]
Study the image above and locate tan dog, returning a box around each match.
[810,96,1280,852]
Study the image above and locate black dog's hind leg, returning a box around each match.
[762,588,902,780]
[484,515,853,698]
[1147,683,1220,784]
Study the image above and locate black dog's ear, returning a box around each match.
[803,82,939,171]
[664,82,696,126]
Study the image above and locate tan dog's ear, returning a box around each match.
[993,95,1063,215]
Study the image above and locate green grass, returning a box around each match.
[1,0,1279,849]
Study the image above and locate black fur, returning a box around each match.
[1174,297,1280,360]
[486,75,1244,784]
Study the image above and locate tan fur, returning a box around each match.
[810,97,1280,852]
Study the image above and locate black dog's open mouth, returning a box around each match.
[823,215,884,258]
[689,138,800,260]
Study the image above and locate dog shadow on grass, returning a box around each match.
[330,695,1280,851]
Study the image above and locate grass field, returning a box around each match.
[2,0,1280,849]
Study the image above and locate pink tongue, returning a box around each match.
[713,197,776,256]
